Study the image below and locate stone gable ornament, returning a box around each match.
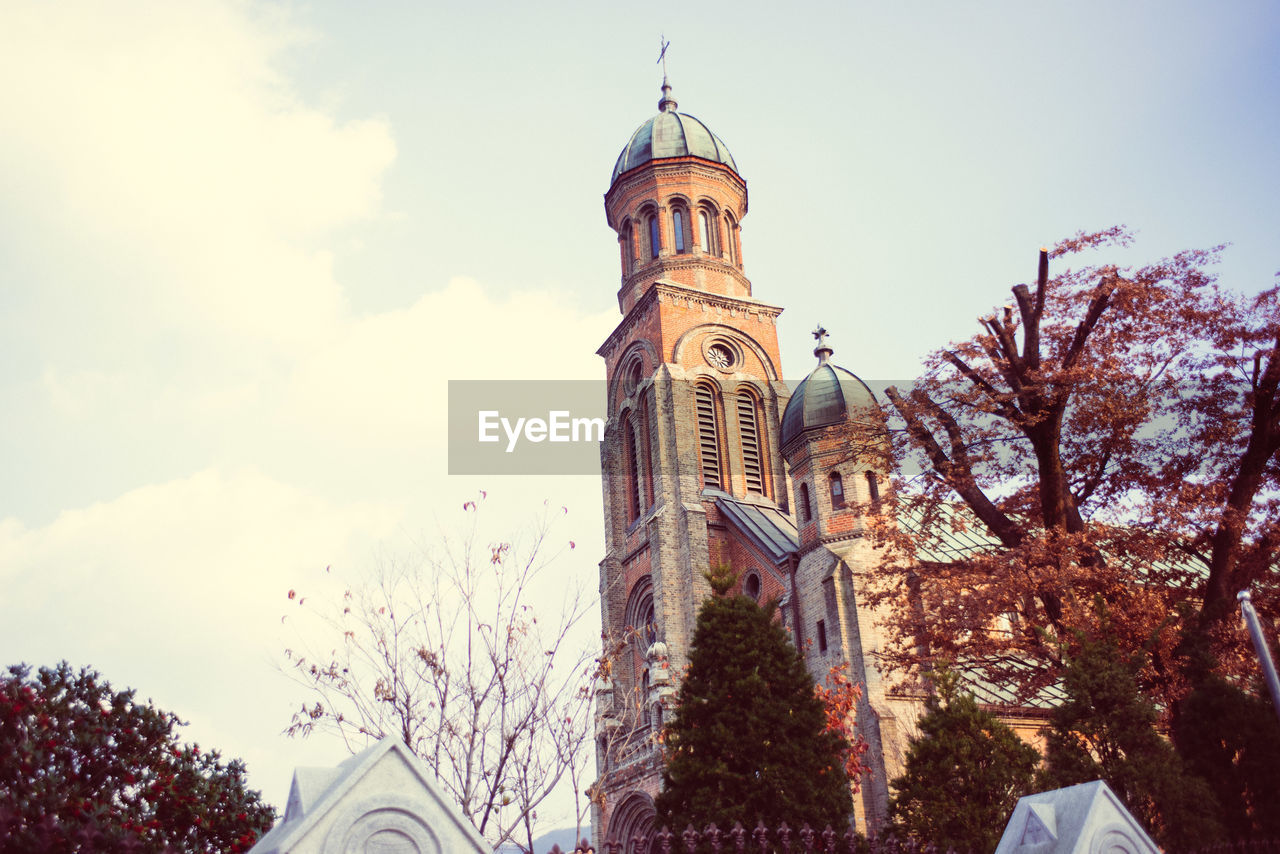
[248,736,489,854]
[993,780,1159,854]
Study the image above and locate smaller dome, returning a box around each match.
[610,80,738,185]
[781,334,879,450]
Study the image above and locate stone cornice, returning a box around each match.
[619,253,751,295]
[799,530,866,558]
[598,281,784,360]
[604,156,748,218]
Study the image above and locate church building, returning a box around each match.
[591,79,920,847]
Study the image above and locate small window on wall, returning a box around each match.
[648,214,660,259]
[799,483,812,522]
[619,228,631,274]
[816,619,828,653]
[866,471,881,507]
[830,471,845,509]
[672,208,686,253]
[744,572,761,601]
[699,209,715,254]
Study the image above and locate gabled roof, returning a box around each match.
[994,780,1159,854]
[249,736,489,854]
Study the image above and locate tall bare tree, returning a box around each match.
[282,495,597,853]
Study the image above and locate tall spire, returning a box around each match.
[657,35,677,112]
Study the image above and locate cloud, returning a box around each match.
[0,0,394,349]
[0,465,403,805]
[0,0,614,815]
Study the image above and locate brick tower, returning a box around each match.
[591,80,905,849]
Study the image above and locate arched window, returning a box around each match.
[737,391,765,496]
[698,209,715,255]
[830,471,845,509]
[724,212,738,264]
[619,218,634,275]
[672,207,687,254]
[695,383,722,489]
[624,357,644,396]
[625,577,657,648]
[624,414,642,522]
[622,406,652,522]
[799,483,812,522]
[647,214,660,259]
[744,571,762,601]
[866,471,881,508]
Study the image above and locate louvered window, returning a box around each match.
[695,385,721,489]
[738,392,764,495]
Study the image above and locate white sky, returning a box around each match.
[1,0,1277,834]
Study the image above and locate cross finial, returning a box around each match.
[812,324,833,364]
[657,35,670,75]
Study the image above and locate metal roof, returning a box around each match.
[780,360,879,449]
[611,109,739,185]
[708,489,799,564]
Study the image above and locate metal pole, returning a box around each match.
[1238,589,1280,726]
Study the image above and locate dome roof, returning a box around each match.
[781,337,879,450]
[610,81,738,185]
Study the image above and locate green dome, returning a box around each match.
[781,346,878,450]
[610,82,738,185]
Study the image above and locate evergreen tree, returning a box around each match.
[1038,633,1224,849]
[1171,641,1280,839]
[888,669,1038,854]
[654,568,853,835]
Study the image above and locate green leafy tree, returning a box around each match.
[655,567,854,835]
[1038,633,1223,849]
[888,669,1038,853]
[1171,642,1280,839]
[0,661,275,854]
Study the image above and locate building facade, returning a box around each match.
[591,81,917,848]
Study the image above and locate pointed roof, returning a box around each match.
[993,780,1159,854]
[249,736,490,854]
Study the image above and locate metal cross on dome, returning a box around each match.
[657,35,670,75]
[812,325,830,346]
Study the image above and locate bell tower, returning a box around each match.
[592,78,794,847]
[592,78,907,848]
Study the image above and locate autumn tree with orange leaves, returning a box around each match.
[870,227,1280,706]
